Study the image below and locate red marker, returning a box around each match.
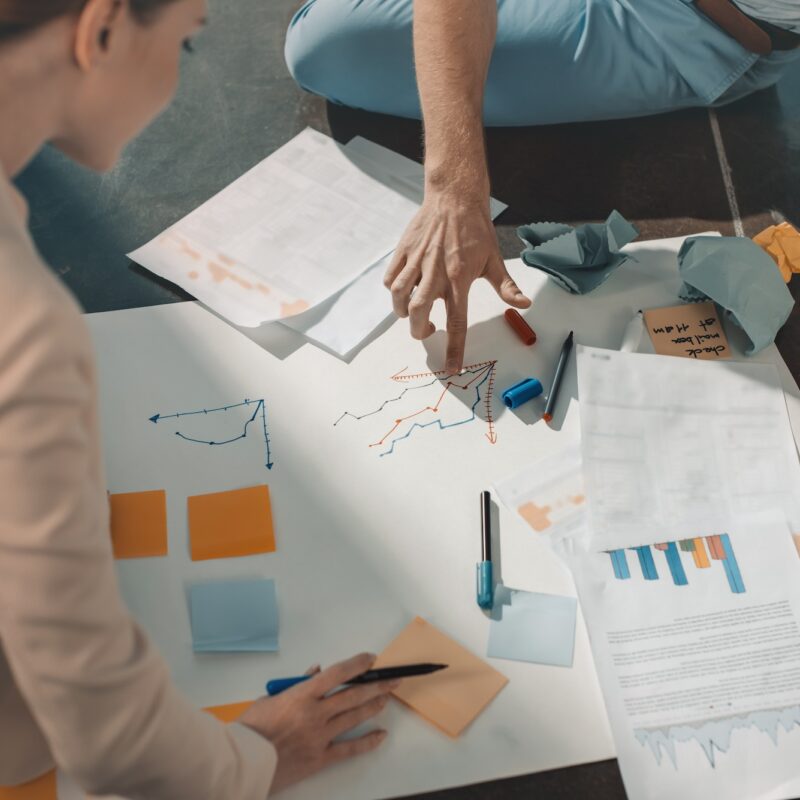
[504,308,536,346]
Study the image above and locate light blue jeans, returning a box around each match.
[284,0,799,126]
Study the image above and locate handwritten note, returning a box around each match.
[643,301,730,360]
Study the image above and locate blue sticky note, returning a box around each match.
[487,589,577,667]
[188,577,279,653]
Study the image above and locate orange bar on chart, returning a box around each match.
[0,770,57,800]
[203,700,255,723]
[692,538,711,568]
[706,535,725,560]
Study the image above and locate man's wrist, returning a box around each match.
[424,162,490,204]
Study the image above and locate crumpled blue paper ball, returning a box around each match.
[678,236,794,355]
[517,210,640,294]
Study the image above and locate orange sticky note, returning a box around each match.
[203,700,255,723]
[643,301,730,361]
[188,485,276,561]
[375,617,507,738]
[109,490,168,559]
[0,770,56,800]
[754,222,800,283]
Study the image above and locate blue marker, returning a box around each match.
[477,491,494,609]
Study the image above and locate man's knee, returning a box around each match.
[284,0,331,96]
[284,0,418,115]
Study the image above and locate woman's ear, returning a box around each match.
[73,0,124,71]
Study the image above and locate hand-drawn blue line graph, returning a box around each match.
[334,361,498,457]
[149,399,273,469]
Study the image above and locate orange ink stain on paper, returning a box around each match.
[208,261,254,290]
[518,502,552,532]
[218,253,236,266]
[188,271,199,279]
[281,300,310,318]
[571,494,586,505]
[257,283,271,295]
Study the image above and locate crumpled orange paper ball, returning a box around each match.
[753,221,800,283]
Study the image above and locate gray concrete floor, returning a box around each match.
[14,1,800,797]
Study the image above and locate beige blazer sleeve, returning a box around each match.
[0,202,277,798]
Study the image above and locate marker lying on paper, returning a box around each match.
[543,331,574,424]
[477,490,494,609]
[266,663,448,696]
[504,308,537,346]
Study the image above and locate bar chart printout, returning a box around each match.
[606,534,745,594]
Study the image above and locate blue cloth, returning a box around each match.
[518,210,639,294]
[285,0,799,127]
[188,577,279,653]
[677,236,794,355]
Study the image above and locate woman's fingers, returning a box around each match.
[326,729,389,764]
[324,679,399,717]
[327,693,391,739]
[307,652,376,697]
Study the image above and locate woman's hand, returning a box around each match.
[238,653,397,794]
[385,191,530,374]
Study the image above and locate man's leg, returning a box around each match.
[284,0,792,127]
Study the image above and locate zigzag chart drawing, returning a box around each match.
[334,361,498,457]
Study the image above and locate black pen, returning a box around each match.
[266,663,447,695]
[543,331,574,424]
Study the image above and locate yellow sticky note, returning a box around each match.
[188,485,276,561]
[0,770,56,800]
[109,490,168,559]
[375,617,508,738]
[754,222,800,283]
[203,700,255,723]
[643,301,730,360]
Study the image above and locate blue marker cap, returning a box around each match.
[501,377,544,409]
[476,561,494,610]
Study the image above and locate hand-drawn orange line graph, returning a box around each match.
[334,361,498,456]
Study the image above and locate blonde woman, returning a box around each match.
[0,2,393,797]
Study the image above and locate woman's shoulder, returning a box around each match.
[0,215,90,372]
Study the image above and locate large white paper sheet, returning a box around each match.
[557,513,800,800]
[74,296,614,800]
[128,129,420,327]
[576,346,800,551]
[278,136,507,358]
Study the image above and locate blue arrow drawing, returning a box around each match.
[149,399,273,469]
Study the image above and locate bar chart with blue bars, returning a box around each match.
[606,534,745,594]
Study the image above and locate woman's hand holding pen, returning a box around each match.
[239,652,399,794]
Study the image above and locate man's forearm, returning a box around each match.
[413,0,496,200]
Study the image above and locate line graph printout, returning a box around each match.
[334,361,498,457]
[556,517,800,800]
[149,398,274,469]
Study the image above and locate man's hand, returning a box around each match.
[391,0,528,373]
[385,192,530,373]
[239,653,397,794]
